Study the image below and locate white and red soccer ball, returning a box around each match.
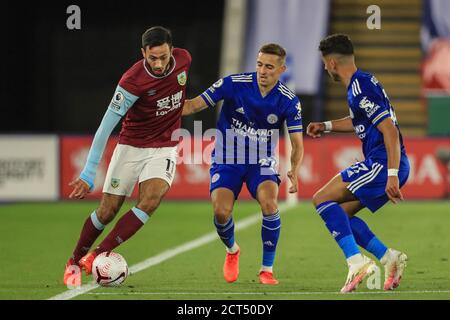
[92,251,128,287]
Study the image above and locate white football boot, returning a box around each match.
[340,254,377,293]
[381,248,408,290]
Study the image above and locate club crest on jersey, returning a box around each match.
[267,114,278,124]
[111,178,120,188]
[177,71,187,86]
[359,96,380,117]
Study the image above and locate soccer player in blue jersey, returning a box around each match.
[183,44,304,284]
[307,34,410,293]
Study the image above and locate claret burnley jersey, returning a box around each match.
[109,48,192,148]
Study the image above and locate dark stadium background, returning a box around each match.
[1,0,225,133]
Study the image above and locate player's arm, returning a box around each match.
[69,109,121,199]
[285,100,304,193]
[287,132,304,193]
[182,77,230,117]
[306,116,354,138]
[69,85,139,199]
[377,117,403,204]
[182,96,208,116]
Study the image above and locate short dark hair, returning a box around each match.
[142,26,173,50]
[259,43,287,62]
[319,34,354,56]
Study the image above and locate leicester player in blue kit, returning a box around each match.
[307,34,410,293]
[183,44,304,284]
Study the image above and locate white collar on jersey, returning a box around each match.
[143,55,177,79]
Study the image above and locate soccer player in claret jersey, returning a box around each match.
[63,26,192,286]
[307,34,410,293]
[183,44,304,285]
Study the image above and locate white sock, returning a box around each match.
[226,243,239,254]
[346,253,364,266]
[380,249,391,264]
[260,265,273,273]
[380,248,399,265]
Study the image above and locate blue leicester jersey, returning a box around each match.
[347,69,405,159]
[200,72,303,164]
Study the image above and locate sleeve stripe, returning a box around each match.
[372,111,390,124]
[203,92,215,106]
[355,79,362,95]
[278,86,295,99]
[287,125,303,130]
[201,92,215,107]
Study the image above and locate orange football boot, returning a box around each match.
[79,251,97,275]
[63,258,81,287]
[259,271,279,285]
[223,246,240,283]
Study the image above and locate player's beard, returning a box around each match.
[149,57,173,76]
[152,65,168,75]
[329,70,341,82]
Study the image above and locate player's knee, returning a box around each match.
[137,197,161,215]
[312,190,327,207]
[260,199,278,215]
[96,206,119,225]
[213,203,233,223]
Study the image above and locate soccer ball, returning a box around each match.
[92,251,128,287]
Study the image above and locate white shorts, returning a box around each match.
[103,144,177,197]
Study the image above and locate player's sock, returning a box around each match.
[72,211,105,263]
[214,216,238,253]
[261,210,281,271]
[316,201,360,259]
[95,207,148,254]
[350,216,388,260]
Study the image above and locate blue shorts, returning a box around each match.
[209,160,281,199]
[340,155,410,213]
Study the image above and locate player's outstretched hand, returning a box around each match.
[386,176,403,204]
[69,178,90,199]
[287,170,298,193]
[306,122,325,138]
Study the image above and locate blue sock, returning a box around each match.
[214,216,235,249]
[350,216,388,260]
[261,210,281,268]
[316,201,360,259]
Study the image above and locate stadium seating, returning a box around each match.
[325,0,425,136]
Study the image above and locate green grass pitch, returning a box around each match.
[0,200,449,300]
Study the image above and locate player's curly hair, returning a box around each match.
[319,34,354,56]
[142,26,173,49]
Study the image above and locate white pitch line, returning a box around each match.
[48,202,297,300]
[85,290,450,296]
